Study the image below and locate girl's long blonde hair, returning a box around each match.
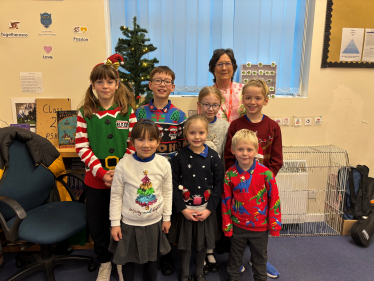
[79,64,135,119]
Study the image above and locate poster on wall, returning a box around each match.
[20,72,43,93]
[339,28,364,61]
[362,28,374,62]
[11,98,37,132]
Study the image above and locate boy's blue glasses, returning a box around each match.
[199,102,221,110]
[152,78,173,86]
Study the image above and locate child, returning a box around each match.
[224,79,283,175]
[75,54,136,281]
[109,119,172,281]
[136,66,187,160]
[168,114,224,281]
[223,79,283,278]
[197,86,230,274]
[197,86,230,160]
[222,129,281,281]
[136,66,187,275]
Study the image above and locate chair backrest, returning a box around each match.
[0,140,55,221]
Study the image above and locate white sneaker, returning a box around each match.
[96,261,112,281]
[117,264,124,281]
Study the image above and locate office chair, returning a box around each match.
[0,138,96,281]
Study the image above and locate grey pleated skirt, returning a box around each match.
[109,220,171,265]
[168,211,221,251]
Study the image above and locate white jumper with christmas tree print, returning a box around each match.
[110,153,173,227]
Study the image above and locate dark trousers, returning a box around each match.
[227,226,268,281]
[122,261,157,281]
[84,184,113,263]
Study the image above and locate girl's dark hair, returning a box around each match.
[130,119,161,143]
[208,48,238,83]
[79,64,135,119]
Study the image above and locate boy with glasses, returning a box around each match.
[136,66,187,161]
[136,66,187,276]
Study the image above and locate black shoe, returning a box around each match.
[203,262,209,275]
[194,274,206,281]
[206,253,219,272]
[159,255,175,276]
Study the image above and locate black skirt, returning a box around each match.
[109,220,171,265]
[168,211,221,251]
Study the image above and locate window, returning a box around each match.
[109,0,315,97]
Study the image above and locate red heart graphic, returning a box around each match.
[44,46,52,53]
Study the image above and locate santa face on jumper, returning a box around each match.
[157,124,164,138]
[167,126,178,140]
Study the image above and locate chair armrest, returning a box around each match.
[0,196,27,242]
[56,173,85,202]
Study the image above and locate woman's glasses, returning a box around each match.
[215,62,232,69]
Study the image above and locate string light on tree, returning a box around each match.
[116,16,159,107]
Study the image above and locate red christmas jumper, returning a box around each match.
[221,160,281,237]
[224,115,283,177]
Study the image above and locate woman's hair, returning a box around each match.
[198,86,223,103]
[208,48,238,83]
[242,79,269,99]
[130,119,160,143]
[79,64,135,119]
[231,129,259,151]
[183,114,209,137]
[150,66,175,82]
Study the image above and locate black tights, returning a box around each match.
[122,261,157,281]
[180,247,207,276]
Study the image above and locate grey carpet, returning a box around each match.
[1,236,373,281]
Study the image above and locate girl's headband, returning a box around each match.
[92,54,124,78]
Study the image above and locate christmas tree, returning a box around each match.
[115,17,159,107]
[135,170,157,210]
[170,111,180,123]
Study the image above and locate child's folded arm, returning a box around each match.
[75,111,107,180]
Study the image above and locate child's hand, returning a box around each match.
[111,226,122,241]
[196,209,211,221]
[103,170,114,187]
[162,221,171,233]
[181,209,199,221]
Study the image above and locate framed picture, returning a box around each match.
[11,98,37,132]
[321,0,374,68]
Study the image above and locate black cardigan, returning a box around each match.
[171,146,224,213]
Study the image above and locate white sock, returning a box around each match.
[206,249,216,263]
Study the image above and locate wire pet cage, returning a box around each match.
[277,145,349,237]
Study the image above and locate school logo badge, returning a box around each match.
[40,13,52,28]
[116,121,129,129]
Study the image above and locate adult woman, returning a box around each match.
[208,49,246,123]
